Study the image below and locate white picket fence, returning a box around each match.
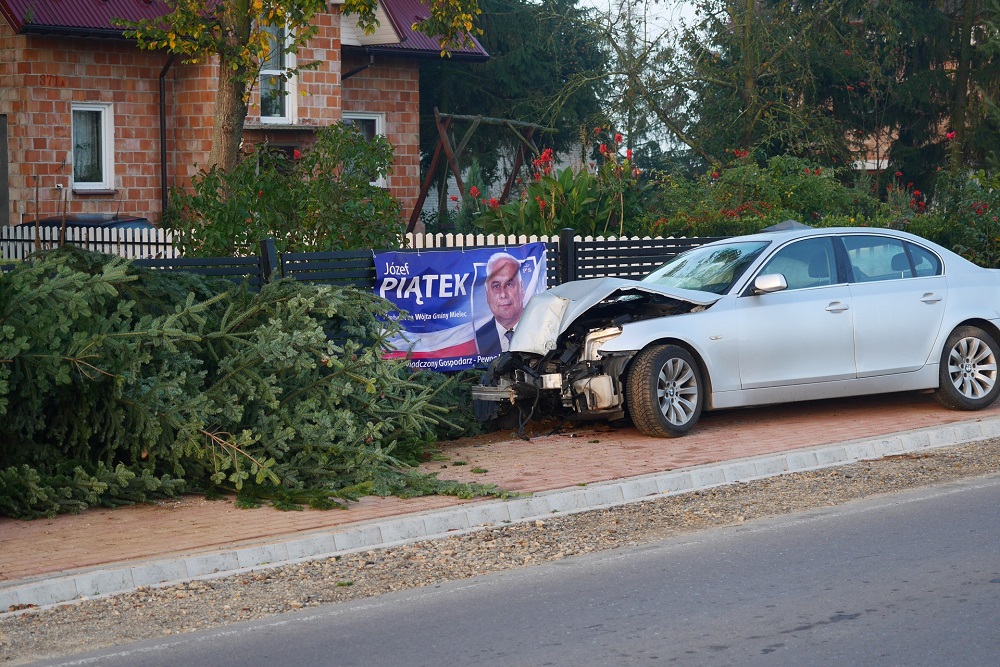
[405,232,560,248]
[1,225,179,260]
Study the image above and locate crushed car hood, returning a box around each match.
[511,277,722,355]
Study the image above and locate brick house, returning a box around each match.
[0,0,487,228]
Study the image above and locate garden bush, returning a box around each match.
[474,136,649,237]
[646,154,890,237]
[163,123,403,256]
[905,169,1000,268]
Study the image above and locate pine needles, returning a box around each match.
[0,247,502,518]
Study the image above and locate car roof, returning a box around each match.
[709,226,935,247]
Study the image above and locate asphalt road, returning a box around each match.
[28,475,1000,667]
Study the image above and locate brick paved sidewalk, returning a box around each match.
[2,391,999,586]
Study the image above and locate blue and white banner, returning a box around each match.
[375,242,547,371]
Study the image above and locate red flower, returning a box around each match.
[292,149,301,160]
[488,197,500,210]
[814,168,822,175]
[614,133,623,144]
[469,185,480,198]
[946,131,956,140]
[913,189,921,197]
[845,49,851,55]
[449,195,459,202]
[593,127,602,135]
[895,171,903,178]
[711,171,719,179]
[626,149,633,160]
[846,85,855,91]
[599,144,608,155]
[733,149,749,159]
[535,196,547,210]
[532,148,554,177]
[257,190,263,199]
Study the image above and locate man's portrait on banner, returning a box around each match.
[470,248,544,362]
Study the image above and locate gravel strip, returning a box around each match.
[4,438,1000,665]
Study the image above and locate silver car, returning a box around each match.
[472,226,1000,436]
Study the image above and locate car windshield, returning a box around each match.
[642,241,771,294]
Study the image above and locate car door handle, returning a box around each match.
[825,302,850,313]
[920,293,943,303]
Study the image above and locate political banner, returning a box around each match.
[375,242,547,371]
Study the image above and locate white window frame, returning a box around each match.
[259,25,297,124]
[71,103,115,191]
[343,112,386,187]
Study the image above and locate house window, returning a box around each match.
[72,103,114,191]
[343,113,386,186]
[260,25,296,123]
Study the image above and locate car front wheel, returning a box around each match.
[626,344,704,437]
[934,325,1000,410]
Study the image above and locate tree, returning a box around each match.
[576,1,910,172]
[874,0,1000,189]
[117,0,483,174]
[418,0,606,215]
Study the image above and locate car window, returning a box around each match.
[757,237,836,290]
[643,241,770,294]
[907,242,942,277]
[841,235,912,282]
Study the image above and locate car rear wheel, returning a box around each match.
[626,344,704,437]
[934,325,1000,410]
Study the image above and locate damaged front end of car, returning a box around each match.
[471,278,716,426]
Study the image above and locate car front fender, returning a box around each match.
[597,299,743,393]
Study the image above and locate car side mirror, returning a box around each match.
[753,273,788,294]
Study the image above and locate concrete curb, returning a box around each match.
[4,415,1000,615]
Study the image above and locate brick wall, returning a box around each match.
[342,52,422,221]
[1,9,421,228]
[0,23,170,225]
[240,7,345,177]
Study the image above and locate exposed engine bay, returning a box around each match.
[472,288,708,426]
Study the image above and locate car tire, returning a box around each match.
[626,344,704,437]
[933,325,1000,410]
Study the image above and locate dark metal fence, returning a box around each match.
[560,230,725,281]
[3,231,719,287]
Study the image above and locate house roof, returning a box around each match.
[0,0,168,38]
[0,0,488,59]
[347,0,489,61]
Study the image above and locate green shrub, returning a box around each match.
[474,139,650,237]
[920,170,1000,267]
[646,155,889,237]
[163,123,403,256]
